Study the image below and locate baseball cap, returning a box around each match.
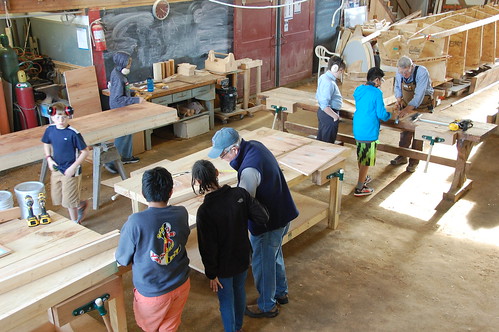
[208,127,240,158]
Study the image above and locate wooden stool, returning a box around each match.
[40,143,127,210]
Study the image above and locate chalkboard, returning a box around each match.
[314,0,342,70]
[101,1,234,83]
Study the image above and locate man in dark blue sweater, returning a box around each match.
[208,128,299,318]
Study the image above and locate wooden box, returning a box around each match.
[173,114,209,139]
[177,63,197,76]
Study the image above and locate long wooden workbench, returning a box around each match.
[259,86,498,207]
[0,208,125,332]
[0,102,178,209]
[114,128,350,273]
[0,102,178,172]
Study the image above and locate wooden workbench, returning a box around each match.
[114,128,350,273]
[0,102,178,172]
[0,208,125,332]
[258,87,498,206]
[107,72,223,131]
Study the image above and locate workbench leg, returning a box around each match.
[40,158,48,183]
[243,68,250,110]
[108,276,127,332]
[328,176,341,230]
[144,129,153,151]
[276,111,287,132]
[443,139,474,202]
[256,66,261,105]
[205,99,215,129]
[93,146,102,211]
[93,144,128,210]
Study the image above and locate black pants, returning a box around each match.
[399,131,423,166]
[317,108,339,143]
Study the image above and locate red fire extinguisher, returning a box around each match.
[91,19,107,52]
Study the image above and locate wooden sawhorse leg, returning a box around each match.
[443,139,474,203]
[92,143,128,210]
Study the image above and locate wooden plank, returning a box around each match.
[0,229,119,295]
[414,123,457,145]
[64,66,102,117]
[278,143,349,176]
[51,275,123,327]
[469,65,499,93]
[0,207,20,224]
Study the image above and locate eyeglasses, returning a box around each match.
[220,147,231,159]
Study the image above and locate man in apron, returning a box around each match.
[391,56,435,173]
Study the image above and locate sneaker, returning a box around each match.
[354,186,374,197]
[390,156,408,165]
[364,175,372,186]
[104,163,118,174]
[406,164,417,173]
[122,156,140,164]
[76,200,88,224]
[276,294,289,305]
[245,304,279,318]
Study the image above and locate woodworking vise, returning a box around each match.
[72,294,110,317]
[422,135,445,173]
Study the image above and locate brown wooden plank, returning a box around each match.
[278,143,348,176]
[64,66,102,117]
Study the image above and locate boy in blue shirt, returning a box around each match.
[41,102,90,223]
[316,55,346,144]
[353,67,398,196]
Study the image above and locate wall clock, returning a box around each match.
[152,0,170,20]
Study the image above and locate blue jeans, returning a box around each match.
[217,270,247,332]
[250,223,290,312]
[105,134,132,168]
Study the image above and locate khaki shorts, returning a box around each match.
[50,171,81,208]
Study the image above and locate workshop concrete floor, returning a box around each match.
[1,81,498,332]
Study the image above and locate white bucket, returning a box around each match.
[14,181,46,220]
[0,190,14,210]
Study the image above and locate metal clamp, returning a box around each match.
[72,294,110,317]
[327,168,344,181]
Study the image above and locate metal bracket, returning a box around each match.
[72,294,110,317]
[326,168,344,181]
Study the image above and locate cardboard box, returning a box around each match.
[173,114,209,139]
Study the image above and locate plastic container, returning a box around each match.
[14,181,45,220]
[0,34,19,84]
[147,78,154,92]
[0,190,14,211]
[216,87,237,113]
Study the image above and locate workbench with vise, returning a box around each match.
[258,86,497,207]
[0,207,126,332]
